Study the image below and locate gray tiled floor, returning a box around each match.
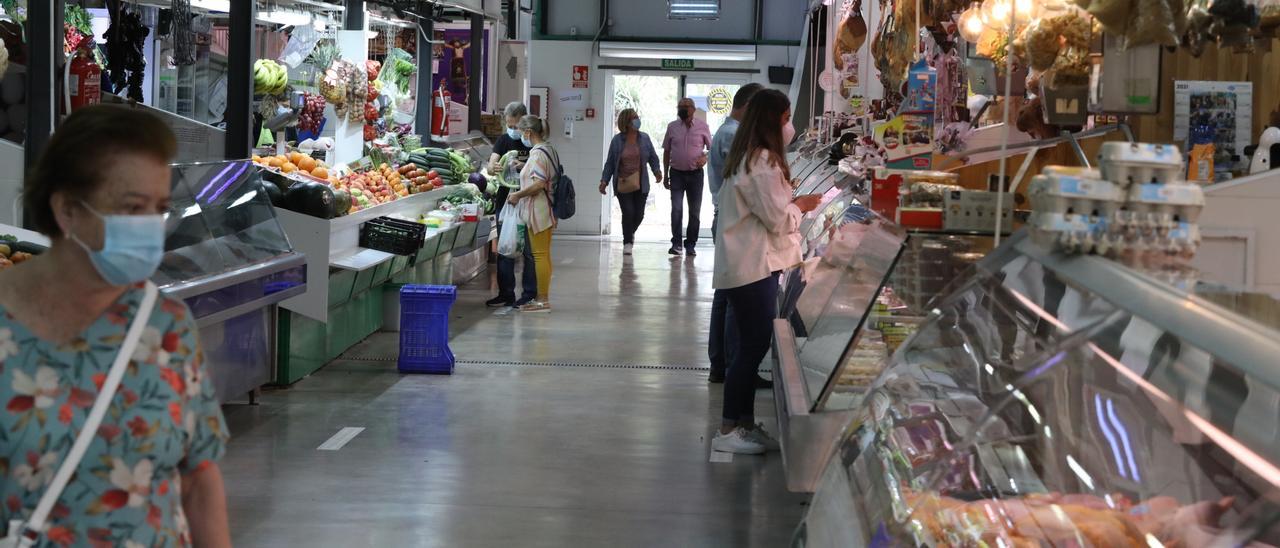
[221,240,807,547]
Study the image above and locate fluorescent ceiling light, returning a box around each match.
[190,0,230,11]
[669,0,719,19]
[599,42,755,62]
[259,9,312,27]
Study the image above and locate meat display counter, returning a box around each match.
[791,232,1280,547]
[772,175,995,493]
[160,161,307,402]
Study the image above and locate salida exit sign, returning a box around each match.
[661,59,695,70]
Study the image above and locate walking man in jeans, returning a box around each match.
[662,98,712,256]
[706,84,765,385]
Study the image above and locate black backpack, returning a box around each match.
[537,146,575,220]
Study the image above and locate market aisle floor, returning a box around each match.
[220,239,808,547]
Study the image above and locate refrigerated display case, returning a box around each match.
[792,233,1280,547]
[160,160,308,402]
[773,179,996,492]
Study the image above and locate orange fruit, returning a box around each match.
[282,162,298,173]
[312,167,329,179]
[268,157,284,168]
[299,156,317,172]
[289,152,304,165]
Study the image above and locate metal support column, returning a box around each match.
[345,0,365,30]
[469,13,483,132]
[415,17,435,135]
[226,1,254,159]
[507,0,518,39]
[24,0,64,170]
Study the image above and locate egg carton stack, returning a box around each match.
[1028,166,1123,254]
[1099,143,1204,258]
[1029,143,1205,258]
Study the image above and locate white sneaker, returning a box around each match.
[711,428,766,455]
[623,243,633,255]
[746,423,781,451]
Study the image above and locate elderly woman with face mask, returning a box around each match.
[599,108,662,255]
[0,105,230,547]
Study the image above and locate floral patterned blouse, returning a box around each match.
[0,284,228,547]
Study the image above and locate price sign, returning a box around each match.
[707,88,732,115]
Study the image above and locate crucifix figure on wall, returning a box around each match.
[445,38,471,105]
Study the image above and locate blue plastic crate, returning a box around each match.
[397,285,457,374]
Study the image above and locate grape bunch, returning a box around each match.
[299,92,327,134]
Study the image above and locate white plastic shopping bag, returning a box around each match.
[497,206,525,258]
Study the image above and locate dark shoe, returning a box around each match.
[669,246,682,255]
[486,296,514,308]
[514,296,536,308]
[755,375,774,389]
[685,247,697,256]
[709,369,725,383]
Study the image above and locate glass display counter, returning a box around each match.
[773,184,999,492]
[160,161,307,402]
[793,233,1280,547]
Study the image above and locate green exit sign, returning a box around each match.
[661,59,695,70]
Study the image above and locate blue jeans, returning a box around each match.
[722,272,780,423]
[709,289,736,376]
[495,228,537,302]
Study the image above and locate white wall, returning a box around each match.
[528,41,608,235]
[527,41,800,235]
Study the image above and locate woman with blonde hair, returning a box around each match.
[506,115,559,312]
[599,108,662,255]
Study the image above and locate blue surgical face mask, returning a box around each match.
[630,118,642,131]
[70,202,166,286]
[507,127,520,140]
[520,133,533,148]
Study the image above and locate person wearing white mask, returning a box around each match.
[0,105,230,546]
[485,101,537,308]
[711,89,821,454]
[599,108,662,255]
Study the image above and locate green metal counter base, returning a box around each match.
[275,252,454,386]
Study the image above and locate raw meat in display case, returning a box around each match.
[796,234,1280,547]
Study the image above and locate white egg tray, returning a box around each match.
[1029,211,1119,255]
[1124,183,1205,223]
[1098,142,1184,186]
[1028,173,1124,218]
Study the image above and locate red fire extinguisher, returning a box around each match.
[431,83,451,137]
[65,46,102,113]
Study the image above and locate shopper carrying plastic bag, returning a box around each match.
[496,205,526,258]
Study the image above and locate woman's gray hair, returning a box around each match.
[517,115,549,140]
[503,102,528,120]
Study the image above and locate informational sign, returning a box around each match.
[707,88,732,115]
[661,58,695,70]
[557,88,586,109]
[572,65,589,89]
[1174,80,1253,157]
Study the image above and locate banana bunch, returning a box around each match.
[254,59,288,95]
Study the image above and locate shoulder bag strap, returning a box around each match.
[11,282,159,544]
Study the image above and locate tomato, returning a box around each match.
[427,170,438,179]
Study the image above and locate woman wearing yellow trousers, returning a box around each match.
[506,115,558,312]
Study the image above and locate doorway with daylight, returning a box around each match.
[605,73,746,245]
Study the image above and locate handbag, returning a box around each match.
[617,171,641,194]
[1,282,160,548]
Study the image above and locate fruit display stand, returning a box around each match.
[274,186,472,385]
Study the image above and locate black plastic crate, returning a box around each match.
[360,217,426,255]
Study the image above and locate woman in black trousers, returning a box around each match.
[710,90,821,454]
[600,109,663,255]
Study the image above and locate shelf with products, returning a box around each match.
[791,230,1280,547]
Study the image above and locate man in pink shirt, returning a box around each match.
[662,97,713,256]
